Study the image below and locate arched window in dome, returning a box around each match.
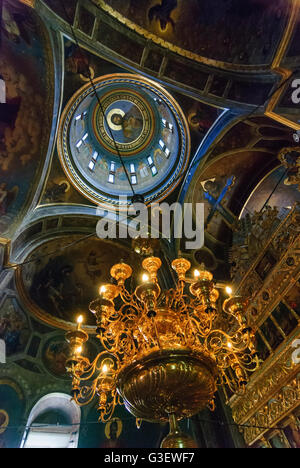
[20,393,81,449]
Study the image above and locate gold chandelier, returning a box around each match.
[65,256,259,447]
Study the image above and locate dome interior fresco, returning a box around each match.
[57,73,192,205]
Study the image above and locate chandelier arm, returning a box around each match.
[119,286,136,305]
[151,316,162,349]
[73,381,98,407]
[234,352,260,370]
[76,352,117,382]
[74,361,97,382]
[66,258,260,428]
[174,280,185,301]
[118,333,137,359]
[98,333,117,354]
[220,369,238,394]
[184,316,198,347]
[205,328,246,353]
[118,303,143,321]
[97,391,118,422]
[189,314,210,338]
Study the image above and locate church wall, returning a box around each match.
[0,0,54,239]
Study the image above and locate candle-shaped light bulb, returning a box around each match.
[76,346,82,354]
[194,269,200,279]
[102,364,109,373]
[227,341,232,349]
[77,315,83,329]
[225,286,233,296]
[142,273,149,283]
[99,285,106,295]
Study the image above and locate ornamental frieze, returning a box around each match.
[240,375,300,445]
[230,343,299,426]
[232,204,300,325]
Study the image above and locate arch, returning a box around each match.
[20,393,81,448]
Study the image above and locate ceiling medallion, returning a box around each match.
[57,74,190,208]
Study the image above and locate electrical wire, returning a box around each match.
[59,0,136,199]
[3,232,97,270]
[172,65,300,192]
[260,168,289,212]
[2,209,146,270]
[2,3,297,268]
[0,415,294,433]
[63,0,299,198]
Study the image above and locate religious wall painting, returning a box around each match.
[100,418,124,449]
[42,180,70,204]
[0,381,24,448]
[0,0,52,236]
[42,335,97,379]
[255,250,277,281]
[188,102,222,139]
[171,91,221,146]
[101,99,145,145]
[240,165,300,218]
[255,332,271,363]
[278,147,300,192]
[202,175,236,229]
[186,141,298,281]
[100,0,289,66]
[0,409,9,447]
[194,123,299,250]
[272,302,298,338]
[64,40,90,80]
[191,173,237,241]
[19,236,140,328]
[0,297,30,356]
[40,151,94,206]
[284,283,300,316]
[81,403,161,448]
[260,316,284,352]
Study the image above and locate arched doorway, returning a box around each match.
[20,393,81,448]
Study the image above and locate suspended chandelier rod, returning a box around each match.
[59,0,137,198]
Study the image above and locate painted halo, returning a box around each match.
[57,74,190,207]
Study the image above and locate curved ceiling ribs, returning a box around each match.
[36,0,297,112]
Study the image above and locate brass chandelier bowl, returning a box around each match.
[65,256,259,445]
[117,348,217,423]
